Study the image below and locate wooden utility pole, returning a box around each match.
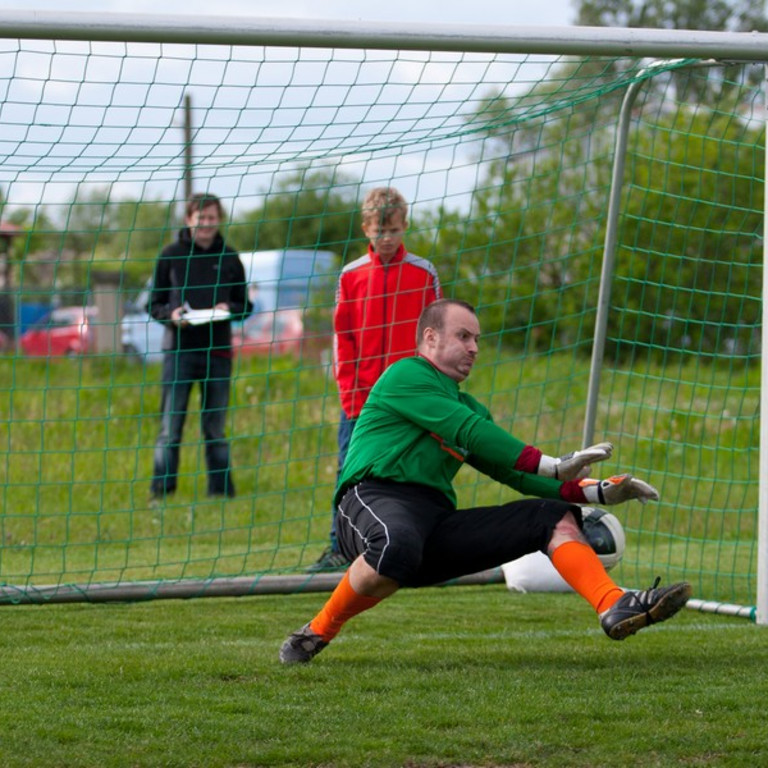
[183,92,193,203]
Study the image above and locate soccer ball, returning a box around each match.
[582,506,625,571]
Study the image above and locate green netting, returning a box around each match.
[0,37,762,610]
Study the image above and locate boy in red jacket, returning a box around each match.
[308,187,442,571]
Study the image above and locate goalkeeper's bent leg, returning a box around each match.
[550,540,624,614]
[309,569,382,642]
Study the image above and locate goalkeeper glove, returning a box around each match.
[538,441,613,481]
[579,474,659,505]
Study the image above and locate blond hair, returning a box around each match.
[361,187,408,227]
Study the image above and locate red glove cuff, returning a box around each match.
[516,445,542,474]
[559,479,589,504]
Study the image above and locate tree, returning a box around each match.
[447,84,619,349]
[577,0,767,31]
[610,105,763,360]
[451,0,767,353]
[109,198,176,285]
[229,167,362,265]
[576,0,768,101]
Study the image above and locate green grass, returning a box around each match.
[0,350,764,764]
[0,348,761,604]
[0,585,765,768]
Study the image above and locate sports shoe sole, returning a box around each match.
[279,624,328,664]
[607,582,692,641]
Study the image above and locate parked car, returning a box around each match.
[120,280,165,364]
[19,306,96,357]
[122,320,165,365]
[236,249,336,359]
[232,308,304,357]
[121,310,165,364]
[238,249,336,313]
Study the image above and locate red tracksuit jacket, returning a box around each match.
[333,243,442,418]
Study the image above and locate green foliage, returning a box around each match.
[10,189,176,299]
[0,588,764,767]
[578,0,768,32]
[577,0,768,99]
[610,105,763,361]
[60,189,176,288]
[5,206,57,265]
[454,86,619,349]
[457,55,762,361]
[107,197,178,284]
[229,167,363,261]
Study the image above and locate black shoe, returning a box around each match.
[305,547,350,573]
[600,578,692,640]
[279,623,328,664]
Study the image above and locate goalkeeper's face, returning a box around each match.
[423,304,480,382]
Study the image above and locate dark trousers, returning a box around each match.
[329,411,356,551]
[151,350,235,498]
[337,479,581,587]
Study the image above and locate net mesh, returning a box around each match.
[0,36,762,608]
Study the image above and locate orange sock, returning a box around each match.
[550,540,625,614]
[309,570,382,642]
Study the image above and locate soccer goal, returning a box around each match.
[0,12,765,624]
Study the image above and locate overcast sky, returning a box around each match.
[0,0,577,28]
[0,0,579,216]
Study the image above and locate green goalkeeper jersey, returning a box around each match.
[334,355,565,508]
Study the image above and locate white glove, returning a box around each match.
[579,474,660,505]
[538,442,613,481]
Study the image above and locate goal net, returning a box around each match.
[0,19,763,616]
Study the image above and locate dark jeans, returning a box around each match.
[329,411,356,551]
[151,350,235,498]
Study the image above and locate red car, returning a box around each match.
[232,309,304,357]
[20,306,96,357]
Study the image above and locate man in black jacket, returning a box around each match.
[148,193,252,500]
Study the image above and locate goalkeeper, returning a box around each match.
[280,298,691,664]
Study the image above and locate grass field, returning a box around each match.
[0,585,765,767]
[0,350,759,607]
[0,348,765,765]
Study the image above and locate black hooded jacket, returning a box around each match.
[149,228,252,353]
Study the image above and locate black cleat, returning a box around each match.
[600,578,692,640]
[305,547,350,573]
[279,623,329,664]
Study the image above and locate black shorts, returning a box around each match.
[336,478,582,588]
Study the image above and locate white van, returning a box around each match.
[237,249,336,313]
[122,249,337,363]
